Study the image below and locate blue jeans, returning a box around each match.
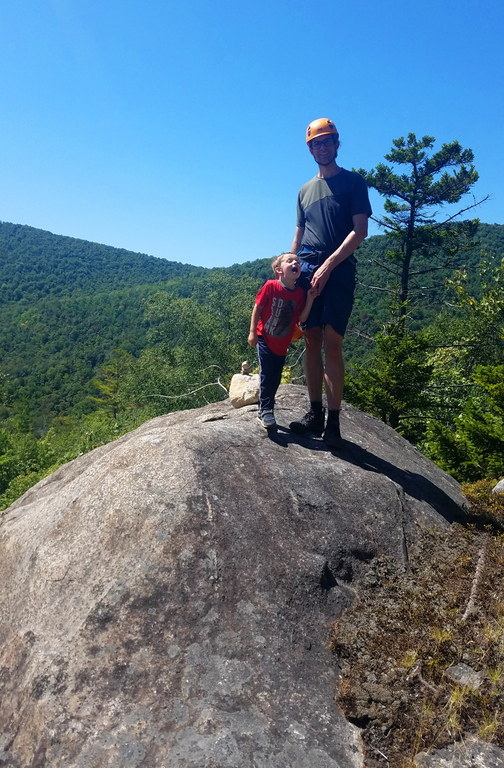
[257,336,285,413]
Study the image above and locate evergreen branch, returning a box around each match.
[426,343,474,349]
[369,215,402,232]
[424,383,473,389]
[409,265,459,276]
[430,195,490,231]
[361,258,400,275]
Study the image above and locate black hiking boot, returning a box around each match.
[323,411,343,450]
[289,408,325,437]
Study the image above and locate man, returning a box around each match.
[289,117,372,448]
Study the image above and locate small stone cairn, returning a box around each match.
[228,361,260,408]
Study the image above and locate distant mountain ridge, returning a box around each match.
[0,221,204,305]
[2,220,503,300]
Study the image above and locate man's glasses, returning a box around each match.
[310,137,335,150]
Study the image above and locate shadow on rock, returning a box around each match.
[341,441,470,525]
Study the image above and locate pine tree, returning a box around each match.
[357,133,487,327]
[89,349,134,419]
[347,133,488,436]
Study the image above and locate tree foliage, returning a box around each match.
[347,134,494,446]
[89,349,135,419]
[356,133,486,325]
[421,258,504,480]
[346,322,433,437]
[425,365,504,481]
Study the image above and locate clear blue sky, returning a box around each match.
[1,0,503,268]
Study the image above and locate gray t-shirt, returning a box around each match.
[296,168,372,257]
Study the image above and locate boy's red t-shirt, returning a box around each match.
[255,279,306,357]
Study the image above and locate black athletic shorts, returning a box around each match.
[297,251,356,337]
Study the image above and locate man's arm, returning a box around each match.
[310,213,368,292]
[290,226,304,255]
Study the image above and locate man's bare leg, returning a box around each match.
[289,326,325,434]
[303,326,324,401]
[323,325,345,410]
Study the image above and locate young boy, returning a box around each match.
[248,252,316,428]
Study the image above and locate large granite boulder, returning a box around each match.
[0,385,469,768]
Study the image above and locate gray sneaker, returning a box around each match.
[258,410,276,429]
[289,408,325,436]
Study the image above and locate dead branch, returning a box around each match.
[406,660,438,694]
[289,345,306,368]
[462,538,487,621]
[141,378,229,401]
[357,282,397,293]
[347,328,375,342]
[370,744,390,763]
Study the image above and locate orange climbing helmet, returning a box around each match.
[305,118,338,144]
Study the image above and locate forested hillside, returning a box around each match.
[0,220,502,509]
[0,222,204,301]
[0,222,206,427]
